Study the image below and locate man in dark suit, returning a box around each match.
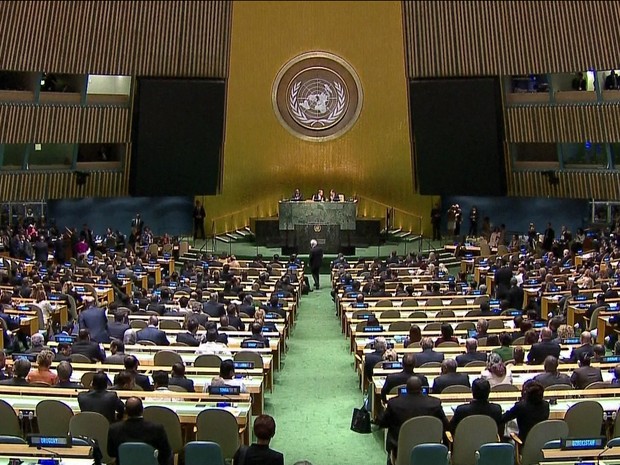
[432,359,470,394]
[55,361,83,388]
[77,372,124,423]
[571,352,603,389]
[136,315,169,346]
[0,358,30,386]
[239,295,256,318]
[169,362,195,393]
[203,292,225,318]
[568,331,594,363]
[527,327,561,365]
[108,397,171,465]
[103,340,126,365]
[78,299,110,344]
[414,337,445,368]
[456,339,487,367]
[124,355,153,391]
[507,277,524,310]
[494,260,513,300]
[381,353,429,402]
[378,376,449,461]
[308,239,324,290]
[585,293,607,320]
[175,318,200,347]
[72,329,106,362]
[449,378,502,434]
[131,213,144,238]
[533,356,572,388]
[602,283,619,299]
[108,312,130,341]
[364,337,387,385]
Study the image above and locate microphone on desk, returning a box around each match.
[36,446,63,465]
[596,443,612,463]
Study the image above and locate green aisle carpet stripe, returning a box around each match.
[264,275,386,465]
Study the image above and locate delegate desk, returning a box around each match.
[0,386,252,445]
[0,444,92,462]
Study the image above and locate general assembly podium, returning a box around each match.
[253,200,384,255]
[278,201,356,253]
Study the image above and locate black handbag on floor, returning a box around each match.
[350,405,371,434]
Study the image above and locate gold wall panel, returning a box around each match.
[506,104,620,143]
[0,1,231,76]
[201,1,432,236]
[403,1,620,77]
[0,104,130,144]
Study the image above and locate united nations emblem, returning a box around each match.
[313,224,322,233]
[273,52,363,141]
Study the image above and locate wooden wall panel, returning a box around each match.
[0,104,130,144]
[0,171,126,201]
[505,104,620,143]
[509,170,620,200]
[403,1,620,77]
[0,1,231,77]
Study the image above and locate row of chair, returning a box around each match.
[0,399,242,463]
[394,400,614,465]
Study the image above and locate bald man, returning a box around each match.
[568,331,594,363]
[107,397,171,465]
[378,376,448,462]
[527,327,561,365]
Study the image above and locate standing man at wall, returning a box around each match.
[309,239,323,290]
[193,200,206,240]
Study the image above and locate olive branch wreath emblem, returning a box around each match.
[289,80,346,128]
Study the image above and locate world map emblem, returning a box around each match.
[273,52,363,141]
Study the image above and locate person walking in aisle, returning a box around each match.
[309,239,323,290]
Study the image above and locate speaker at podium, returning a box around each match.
[294,224,341,254]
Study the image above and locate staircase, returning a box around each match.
[385,228,422,243]
[214,226,254,244]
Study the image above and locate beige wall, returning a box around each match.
[201,0,433,236]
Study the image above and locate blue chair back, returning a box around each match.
[185,441,225,465]
[477,443,514,465]
[410,443,449,465]
[118,442,158,465]
[0,435,26,444]
[608,438,620,448]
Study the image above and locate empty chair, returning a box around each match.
[473,296,490,306]
[380,309,400,319]
[476,443,514,465]
[36,400,74,437]
[80,372,96,389]
[410,443,449,465]
[517,420,568,465]
[137,340,157,346]
[394,416,444,465]
[352,310,371,319]
[131,320,148,330]
[488,320,506,330]
[0,435,26,444]
[563,400,604,438]
[544,384,572,392]
[143,406,184,457]
[0,400,20,437]
[490,384,519,393]
[437,340,459,347]
[455,322,475,331]
[450,297,467,307]
[167,385,187,392]
[375,300,393,308]
[451,415,499,465]
[160,320,182,330]
[355,321,368,332]
[70,354,92,364]
[424,322,442,331]
[119,442,158,465]
[511,336,525,346]
[409,311,427,319]
[425,298,443,307]
[154,350,183,367]
[465,310,482,318]
[441,385,471,394]
[400,299,418,307]
[585,381,613,390]
[194,354,223,368]
[419,361,442,368]
[389,321,412,332]
[69,412,112,464]
[233,351,263,368]
[437,309,455,318]
[196,409,240,460]
[185,441,225,465]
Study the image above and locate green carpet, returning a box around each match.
[264,275,386,465]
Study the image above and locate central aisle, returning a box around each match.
[266,276,386,465]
